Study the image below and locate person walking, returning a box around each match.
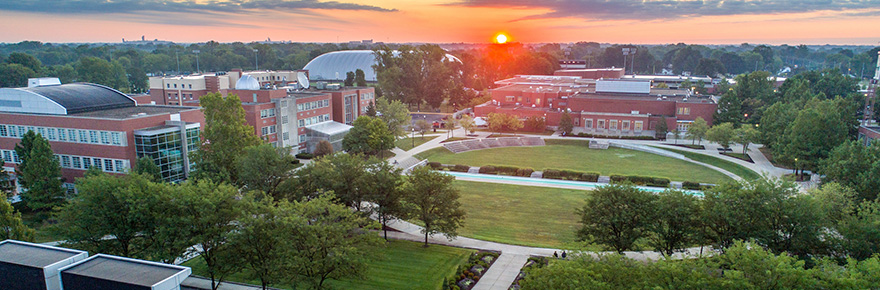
[553,251,558,258]
[561,251,567,259]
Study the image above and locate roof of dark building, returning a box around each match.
[22,83,135,114]
[69,105,199,120]
[0,240,85,268]
[61,255,186,287]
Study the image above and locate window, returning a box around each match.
[82,157,91,169]
[598,120,606,129]
[79,131,88,143]
[166,84,170,88]
[61,156,71,168]
[115,160,125,172]
[283,132,289,140]
[299,134,306,143]
[677,107,691,115]
[173,84,177,88]
[635,121,643,132]
[47,128,56,140]
[8,125,16,138]
[2,151,11,163]
[677,122,691,132]
[104,159,114,172]
[260,109,276,118]
[101,132,111,144]
[72,130,81,142]
[305,102,311,110]
[262,127,269,135]
[93,158,102,170]
[38,127,45,137]
[27,126,35,133]
[505,96,515,102]
[111,132,121,145]
[323,99,329,107]
[622,121,630,131]
[298,119,305,127]
[57,129,66,141]
[0,125,7,137]
[18,126,26,137]
[89,131,99,143]
[585,119,593,129]
[72,156,81,169]
[282,116,289,124]
[297,104,303,111]
[188,84,192,89]
[610,120,618,130]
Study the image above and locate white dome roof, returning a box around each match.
[304,50,462,82]
[236,75,260,90]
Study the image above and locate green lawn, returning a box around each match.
[417,139,733,184]
[396,136,439,151]
[650,146,762,181]
[182,239,472,290]
[455,181,587,249]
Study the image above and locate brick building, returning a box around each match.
[0,79,204,190]
[147,69,308,106]
[475,75,718,136]
[859,125,880,146]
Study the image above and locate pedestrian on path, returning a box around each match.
[561,251,567,259]
[553,251,558,258]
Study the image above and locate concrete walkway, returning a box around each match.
[472,253,528,290]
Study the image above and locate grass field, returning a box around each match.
[455,181,587,249]
[650,146,762,181]
[417,139,733,184]
[396,136,439,151]
[182,239,472,290]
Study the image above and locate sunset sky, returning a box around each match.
[1,0,880,45]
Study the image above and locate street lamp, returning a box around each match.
[411,127,415,148]
[253,49,259,70]
[193,50,200,73]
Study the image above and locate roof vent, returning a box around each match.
[28,78,61,88]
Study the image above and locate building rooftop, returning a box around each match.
[61,254,189,287]
[306,121,352,136]
[0,240,86,268]
[20,83,136,114]
[571,92,713,103]
[69,105,200,120]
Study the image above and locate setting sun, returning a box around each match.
[495,33,508,44]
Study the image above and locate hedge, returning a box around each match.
[452,164,471,172]
[295,152,314,159]
[542,169,599,182]
[682,181,702,190]
[572,132,657,140]
[610,175,670,187]
[478,165,496,174]
[428,162,443,169]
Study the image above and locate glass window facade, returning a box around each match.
[135,125,200,183]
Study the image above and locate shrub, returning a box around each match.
[610,175,670,187]
[452,164,470,172]
[682,181,702,190]
[478,165,496,174]
[515,168,534,177]
[543,169,561,179]
[295,152,314,159]
[650,177,670,187]
[428,162,442,169]
[580,172,600,182]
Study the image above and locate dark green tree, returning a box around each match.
[819,140,880,201]
[0,63,36,88]
[405,166,466,246]
[192,93,263,183]
[365,161,407,240]
[706,122,736,149]
[578,183,657,253]
[6,52,42,72]
[655,116,668,139]
[15,133,64,211]
[342,116,394,156]
[375,97,411,138]
[344,71,355,87]
[354,68,367,87]
[647,189,702,256]
[837,200,880,260]
[134,156,162,181]
[364,100,377,117]
[559,111,574,135]
[236,144,298,200]
[1,198,35,242]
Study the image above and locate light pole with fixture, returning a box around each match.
[193,50,200,73]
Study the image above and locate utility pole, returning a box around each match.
[253,49,259,70]
[193,50,200,73]
[175,51,180,73]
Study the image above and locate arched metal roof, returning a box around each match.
[304,50,463,83]
[304,50,379,82]
[23,83,135,114]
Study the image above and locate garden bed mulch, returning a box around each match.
[444,250,501,290]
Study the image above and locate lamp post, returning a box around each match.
[793,158,798,179]
[253,49,259,70]
[193,50,200,73]
[411,127,415,148]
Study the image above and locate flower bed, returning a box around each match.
[444,251,501,290]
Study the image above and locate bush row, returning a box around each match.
[295,153,314,159]
[570,132,657,140]
[610,175,670,187]
[427,162,471,172]
[478,165,534,177]
[543,169,600,182]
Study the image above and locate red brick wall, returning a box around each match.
[675,102,717,125]
[567,97,677,116]
[243,103,278,142]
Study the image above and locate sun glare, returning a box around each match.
[495,33,508,44]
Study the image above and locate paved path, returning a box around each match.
[472,253,528,290]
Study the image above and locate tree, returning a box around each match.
[819,140,880,201]
[230,194,288,290]
[459,114,476,135]
[415,119,431,137]
[134,156,162,181]
[671,129,682,144]
[236,144,299,200]
[559,111,574,135]
[783,98,851,175]
[694,58,726,76]
[344,71,355,87]
[342,116,395,156]
[354,69,367,87]
[686,117,709,145]
[647,189,702,256]
[1,198,35,241]
[706,122,736,149]
[15,132,64,211]
[374,45,461,110]
[365,161,407,240]
[578,183,656,253]
[655,116,668,139]
[445,117,456,138]
[404,166,466,246]
[0,63,37,88]
[192,93,263,183]
[176,180,242,290]
[313,140,334,157]
[54,173,165,259]
[734,125,760,155]
[6,52,42,73]
[284,194,383,289]
[837,200,880,260]
[375,97,411,138]
[364,100,377,117]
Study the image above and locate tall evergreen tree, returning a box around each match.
[16,133,64,211]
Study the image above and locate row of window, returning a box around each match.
[260,108,276,118]
[166,83,193,89]
[361,92,375,100]
[297,114,331,127]
[1,150,128,173]
[261,125,277,136]
[677,107,691,115]
[167,93,194,100]
[0,125,124,146]
[585,119,644,132]
[297,99,330,112]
